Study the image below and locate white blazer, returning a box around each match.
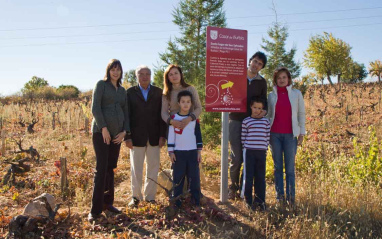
[267,85,306,137]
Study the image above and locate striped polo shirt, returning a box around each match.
[241,117,270,150]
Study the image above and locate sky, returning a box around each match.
[0,0,381,96]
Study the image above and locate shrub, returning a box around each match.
[35,86,57,100]
[347,126,382,185]
[22,86,56,100]
[56,85,80,99]
[200,111,221,147]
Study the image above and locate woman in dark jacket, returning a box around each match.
[88,59,130,221]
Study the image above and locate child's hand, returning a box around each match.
[197,150,202,163]
[169,153,176,163]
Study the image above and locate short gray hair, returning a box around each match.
[135,65,151,76]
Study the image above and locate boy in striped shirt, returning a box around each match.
[241,97,270,211]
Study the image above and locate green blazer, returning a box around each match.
[91,80,130,137]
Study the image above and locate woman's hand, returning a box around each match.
[102,127,111,145]
[112,131,126,144]
[253,110,267,118]
[297,135,304,146]
[171,119,182,129]
[171,116,192,129]
[169,153,176,163]
[180,116,192,128]
[125,139,133,149]
[197,150,202,163]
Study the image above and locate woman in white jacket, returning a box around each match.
[267,67,305,205]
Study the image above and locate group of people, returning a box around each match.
[228,52,306,211]
[87,50,306,221]
[88,61,203,221]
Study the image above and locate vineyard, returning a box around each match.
[0,82,381,238]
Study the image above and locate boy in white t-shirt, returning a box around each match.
[168,90,203,208]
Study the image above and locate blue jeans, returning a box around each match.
[172,150,201,207]
[270,133,297,202]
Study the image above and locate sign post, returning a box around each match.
[206,27,248,203]
[220,112,229,202]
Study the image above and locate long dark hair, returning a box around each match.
[163,64,190,100]
[104,59,123,86]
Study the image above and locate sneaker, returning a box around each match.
[128,197,140,208]
[87,213,102,222]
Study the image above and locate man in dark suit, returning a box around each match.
[125,65,166,208]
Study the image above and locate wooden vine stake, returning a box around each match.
[346,105,349,122]
[84,117,89,136]
[67,112,71,133]
[79,136,83,155]
[1,130,6,157]
[52,112,56,130]
[60,157,68,200]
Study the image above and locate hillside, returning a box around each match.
[1,82,381,238]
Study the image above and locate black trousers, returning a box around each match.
[173,150,201,207]
[229,120,244,193]
[243,149,266,207]
[90,133,121,215]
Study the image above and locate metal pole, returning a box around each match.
[220,112,229,203]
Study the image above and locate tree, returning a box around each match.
[155,0,226,95]
[22,76,48,92]
[342,61,367,83]
[153,67,164,89]
[261,22,301,84]
[303,32,352,85]
[301,72,324,85]
[155,0,227,146]
[123,69,137,88]
[369,60,382,83]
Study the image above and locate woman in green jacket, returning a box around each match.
[88,59,130,221]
